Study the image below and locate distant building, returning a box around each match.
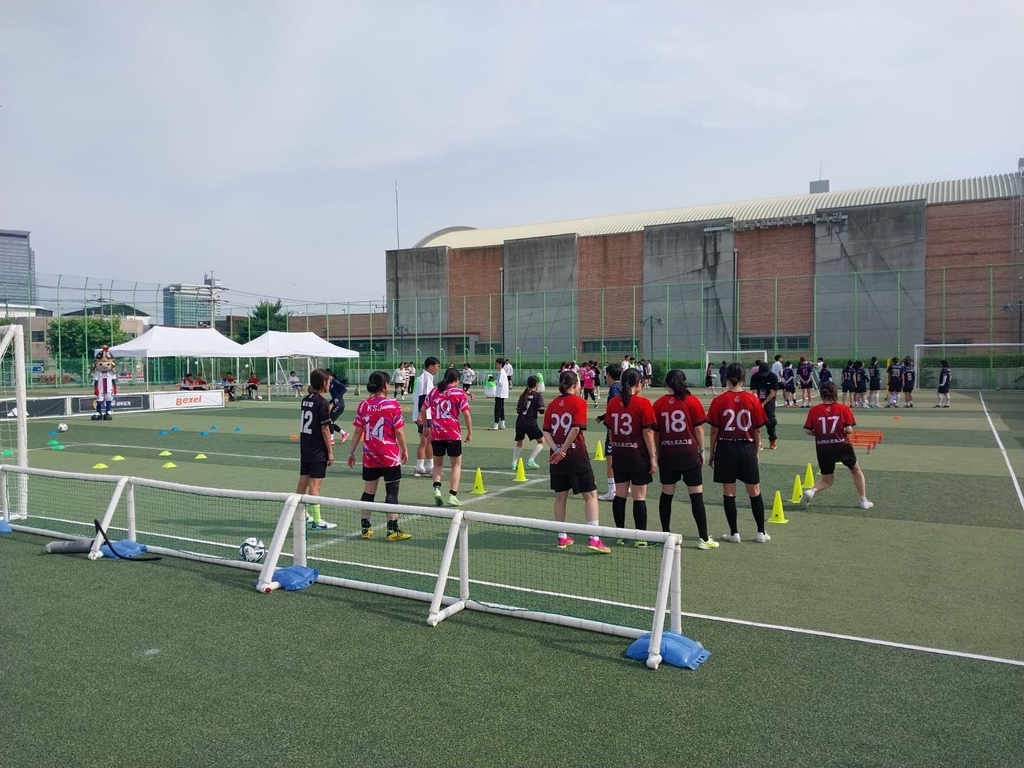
[163,276,222,327]
[0,230,36,307]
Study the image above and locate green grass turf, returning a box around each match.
[4,388,1023,765]
[1,530,1022,768]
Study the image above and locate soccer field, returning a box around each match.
[2,388,1023,767]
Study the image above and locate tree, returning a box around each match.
[231,299,291,343]
[47,316,129,360]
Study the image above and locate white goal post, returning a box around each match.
[0,324,29,520]
[913,344,1024,390]
[0,464,685,670]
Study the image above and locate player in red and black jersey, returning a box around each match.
[653,370,715,549]
[802,381,873,510]
[602,368,657,545]
[707,363,770,543]
[543,371,611,553]
[297,369,336,530]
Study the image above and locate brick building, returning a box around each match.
[383,167,1023,363]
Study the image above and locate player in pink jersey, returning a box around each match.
[707,363,771,544]
[421,368,473,507]
[347,371,412,542]
[802,381,873,510]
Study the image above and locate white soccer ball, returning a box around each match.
[256,395,263,401]
[57,423,69,432]
[238,537,266,563]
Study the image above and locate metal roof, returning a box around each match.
[419,173,1022,249]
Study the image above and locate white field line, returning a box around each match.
[977,392,1024,513]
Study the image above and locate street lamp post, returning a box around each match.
[640,314,662,356]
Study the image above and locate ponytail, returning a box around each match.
[620,368,641,407]
[665,369,690,399]
[437,367,459,392]
[517,375,539,412]
[366,370,391,394]
[558,371,578,395]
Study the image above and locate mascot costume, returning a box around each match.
[91,346,118,421]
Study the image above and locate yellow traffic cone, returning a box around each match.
[804,463,815,489]
[768,490,788,524]
[594,441,605,462]
[471,467,486,495]
[514,457,527,482]
[790,474,803,504]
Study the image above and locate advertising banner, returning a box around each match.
[152,390,225,411]
[70,394,150,415]
[0,397,69,419]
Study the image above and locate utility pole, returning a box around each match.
[640,314,662,355]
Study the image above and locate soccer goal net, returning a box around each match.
[913,344,1024,390]
[0,465,684,669]
[0,324,28,520]
[704,350,768,376]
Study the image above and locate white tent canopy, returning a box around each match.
[108,326,245,358]
[236,331,359,359]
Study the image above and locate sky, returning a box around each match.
[2,0,1022,310]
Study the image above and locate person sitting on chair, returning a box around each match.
[289,370,303,395]
[222,372,237,401]
[193,374,207,390]
[180,373,195,391]
[246,373,260,399]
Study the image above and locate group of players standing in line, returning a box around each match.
[706,354,953,410]
[293,347,889,551]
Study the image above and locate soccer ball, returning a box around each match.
[256,395,263,401]
[57,423,68,432]
[238,537,266,563]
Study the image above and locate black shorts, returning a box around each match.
[660,466,703,488]
[363,465,402,483]
[903,386,914,394]
[841,381,852,392]
[515,422,543,442]
[299,460,328,479]
[431,440,463,457]
[856,386,867,395]
[937,385,950,394]
[784,384,795,393]
[712,441,760,485]
[417,420,432,435]
[889,382,903,393]
[550,468,598,494]
[870,380,881,391]
[613,470,653,487]
[818,446,858,475]
[800,381,813,390]
[705,375,714,387]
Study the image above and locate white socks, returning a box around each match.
[529,443,544,462]
[511,446,523,464]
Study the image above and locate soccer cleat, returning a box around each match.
[755,531,771,543]
[413,468,428,478]
[556,535,574,549]
[801,488,816,508]
[859,498,874,510]
[433,488,443,506]
[587,537,612,554]
[720,532,741,543]
[305,512,314,523]
[310,520,337,530]
[489,424,500,431]
[526,460,541,469]
[448,494,463,507]
[598,491,616,502]
[510,463,519,470]
[386,529,412,542]
[633,539,648,548]
[769,440,777,449]
[361,528,374,539]
[697,538,719,550]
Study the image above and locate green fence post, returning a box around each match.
[853,277,859,358]
[896,270,901,358]
[988,266,994,388]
